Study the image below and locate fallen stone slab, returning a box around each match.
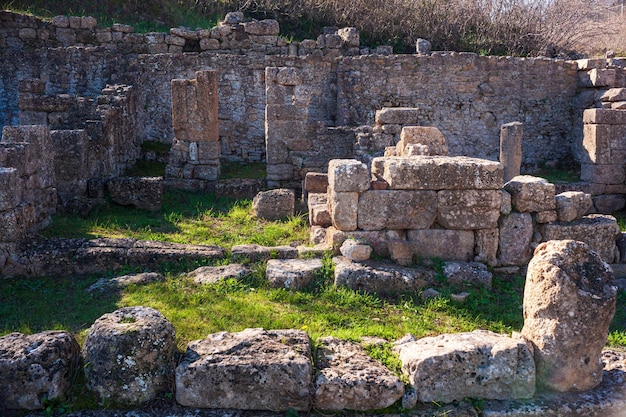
[333,256,436,294]
[0,331,80,410]
[252,188,295,220]
[339,238,372,261]
[176,328,312,411]
[443,261,493,288]
[187,263,250,284]
[504,175,556,213]
[394,330,535,403]
[107,177,163,212]
[87,272,165,293]
[314,337,404,411]
[266,258,324,289]
[230,244,298,263]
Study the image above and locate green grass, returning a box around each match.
[40,189,308,247]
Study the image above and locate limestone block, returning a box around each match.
[535,210,557,224]
[600,88,626,102]
[556,191,592,222]
[444,261,493,288]
[199,38,219,50]
[337,27,360,47]
[266,258,324,289]
[375,107,419,125]
[437,190,501,230]
[594,194,626,214]
[19,93,73,112]
[613,101,626,109]
[252,189,295,220]
[170,27,198,40]
[0,204,35,242]
[19,110,47,125]
[50,129,91,184]
[107,177,163,212]
[339,239,372,262]
[373,156,503,190]
[310,202,331,227]
[397,126,448,156]
[18,78,46,94]
[328,159,370,192]
[171,70,218,143]
[522,240,617,392]
[87,272,164,293]
[416,38,432,55]
[501,190,512,214]
[326,227,404,257]
[499,122,523,182]
[581,163,625,185]
[244,19,279,35]
[81,16,97,29]
[474,228,499,266]
[266,164,293,181]
[358,190,437,231]
[583,108,626,125]
[55,27,75,46]
[187,264,249,285]
[176,328,312,410]
[407,229,474,262]
[314,337,404,411]
[0,167,22,211]
[334,256,435,294]
[395,330,535,403]
[330,191,359,231]
[0,331,79,410]
[498,212,533,266]
[589,68,617,87]
[52,15,69,28]
[504,175,556,212]
[304,172,328,193]
[388,239,413,266]
[193,164,220,181]
[276,67,303,86]
[583,124,626,165]
[83,307,176,406]
[230,244,298,263]
[541,215,620,263]
[224,11,245,24]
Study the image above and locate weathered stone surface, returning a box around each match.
[252,188,295,220]
[170,70,218,143]
[535,210,557,224]
[504,175,556,212]
[583,108,626,125]
[243,19,279,36]
[601,88,626,102]
[314,337,404,411]
[555,191,592,222]
[395,330,535,403]
[339,238,372,262]
[304,172,328,193]
[407,229,475,262]
[358,190,437,230]
[82,306,176,406]
[443,261,493,288]
[266,258,324,289]
[397,126,448,156]
[373,156,503,190]
[498,212,534,266]
[309,194,331,227]
[329,191,359,231]
[501,189,512,214]
[326,227,404,258]
[541,215,620,263]
[594,194,626,214]
[176,328,312,410]
[375,107,419,125]
[230,244,298,262]
[334,256,435,294]
[0,331,80,410]
[87,272,164,293]
[474,228,499,266]
[499,122,523,182]
[522,240,617,392]
[328,159,370,192]
[107,177,163,212]
[188,264,250,284]
[582,124,626,165]
[581,163,625,185]
[437,190,501,230]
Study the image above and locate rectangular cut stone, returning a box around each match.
[583,124,625,164]
[504,175,556,212]
[171,70,218,143]
[326,227,405,258]
[541,214,620,263]
[474,228,498,266]
[304,172,328,193]
[328,159,370,192]
[358,190,437,230]
[499,212,533,266]
[50,130,90,181]
[373,156,503,190]
[583,109,626,125]
[437,190,501,230]
[0,168,22,211]
[330,191,359,231]
[407,229,474,261]
[581,163,625,185]
[19,110,48,125]
[375,107,419,125]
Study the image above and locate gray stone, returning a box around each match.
[358,190,437,230]
[397,126,448,156]
[416,38,431,55]
[499,122,523,182]
[504,175,556,212]
[107,177,163,212]
[328,159,370,192]
[244,19,280,36]
[0,331,80,410]
[266,258,324,289]
[594,194,626,214]
[337,27,360,47]
[444,261,493,288]
[339,239,372,262]
[224,11,245,24]
[437,190,501,230]
[501,190,512,214]
[498,212,534,266]
[334,256,435,294]
[407,229,475,262]
[82,306,176,406]
[522,240,617,392]
[230,244,298,263]
[556,191,592,222]
[252,188,295,220]
[326,227,404,258]
[87,272,164,293]
[375,107,420,125]
[474,228,499,266]
[395,330,535,403]
[329,191,359,231]
[314,337,404,411]
[176,328,312,410]
[188,264,250,284]
[541,215,620,263]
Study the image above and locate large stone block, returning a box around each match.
[504,175,556,212]
[407,229,474,261]
[375,107,419,125]
[522,240,617,392]
[540,215,620,263]
[0,331,80,410]
[474,228,499,266]
[176,328,312,410]
[358,190,437,230]
[266,258,324,289]
[583,108,626,125]
[437,190,501,230]
[314,337,404,411]
[328,159,370,192]
[581,163,625,185]
[330,191,359,231]
[107,177,163,212]
[171,70,218,143]
[83,307,176,406]
[555,191,592,222]
[582,124,626,165]
[373,156,503,190]
[326,227,404,258]
[395,330,535,403]
[50,129,91,182]
[0,167,22,211]
[498,212,533,266]
[397,126,448,156]
[253,188,295,220]
[499,122,523,182]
